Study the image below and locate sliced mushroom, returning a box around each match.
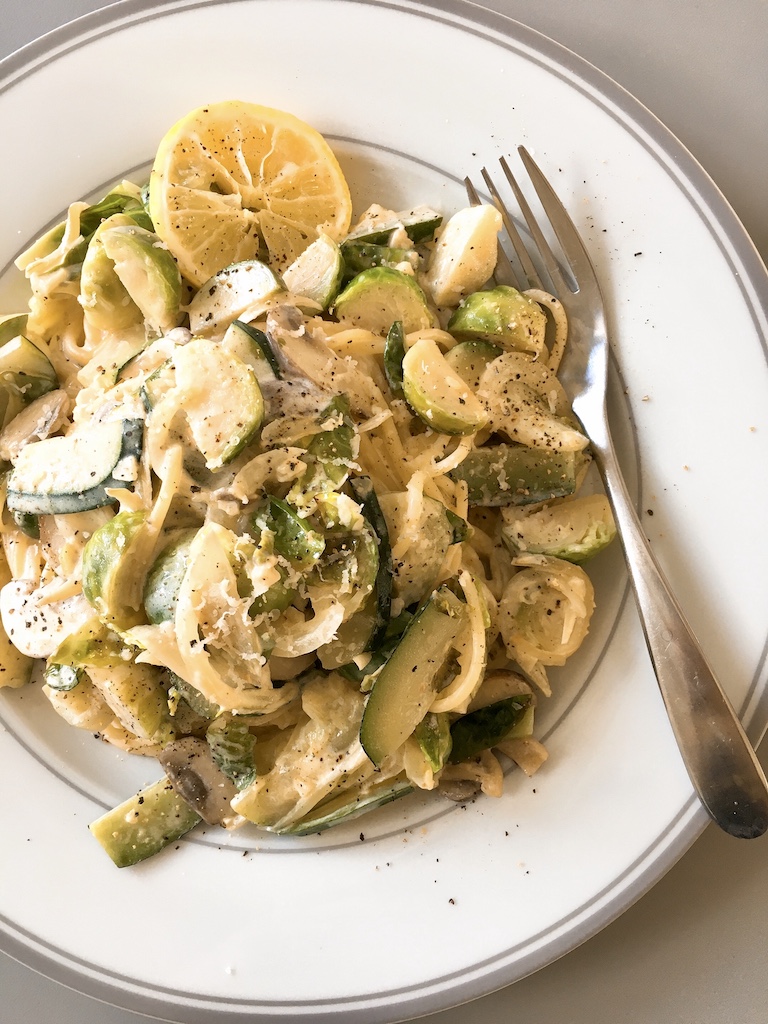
[266,305,343,394]
[158,736,243,828]
[0,580,92,659]
[438,779,481,803]
[0,389,70,463]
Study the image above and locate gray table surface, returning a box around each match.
[3,2,768,1022]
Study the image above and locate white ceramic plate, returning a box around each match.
[2,1,768,1021]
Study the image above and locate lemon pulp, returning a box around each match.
[149,100,352,285]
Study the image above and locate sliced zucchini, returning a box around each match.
[186,259,283,336]
[448,444,583,507]
[277,776,413,835]
[448,286,548,357]
[360,587,466,767]
[402,337,487,435]
[423,205,501,307]
[221,320,280,383]
[115,330,180,383]
[317,597,379,670]
[80,333,152,393]
[333,267,433,335]
[0,314,28,348]
[282,232,344,309]
[337,611,412,685]
[89,776,201,868]
[172,338,264,469]
[140,359,175,411]
[6,418,143,514]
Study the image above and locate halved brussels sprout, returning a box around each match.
[501,494,617,563]
[498,554,595,694]
[100,222,182,335]
[448,285,547,357]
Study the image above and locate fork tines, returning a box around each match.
[466,148,586,300]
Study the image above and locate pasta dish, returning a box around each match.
[0,101,616,866]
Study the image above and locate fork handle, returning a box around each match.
[592,434,768,838]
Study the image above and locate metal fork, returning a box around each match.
[467,150,768,839]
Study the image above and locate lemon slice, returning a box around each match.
[149,100,352,285]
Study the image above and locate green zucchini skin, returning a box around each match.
[6,418,144,514]
[449,444,582,506]
[229,320,282,380]
[277,778,414,835]
[345,207,442,245]
[448,695,533,764]
[89,777,201,868]
[383,320,406,398]
[348,476,392,651]
[140,361,174,411]
[338,611,412,684]
[359,588,465,767]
